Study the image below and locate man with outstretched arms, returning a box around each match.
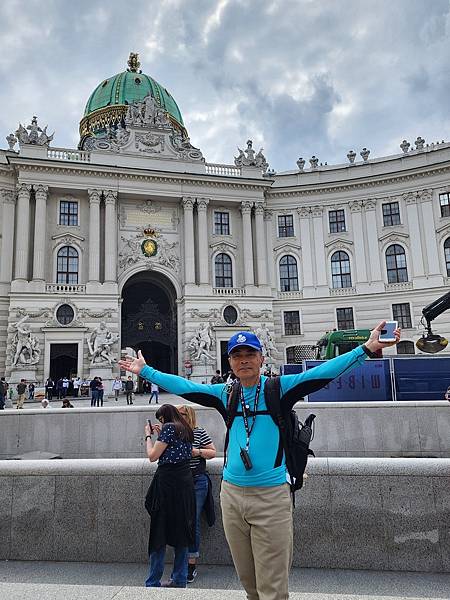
[119,321,400,600]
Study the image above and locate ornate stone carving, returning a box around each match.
[78,308,114,319]
[182,197,195,210]
[118,232,179,273]
[311,205,323,217]
[15,116,54,146]
[51,234,84,250]
[240,201,253,215]
[157,237,180,271]
[10,316,40,366]
[234,140,268,172]
[296,157,306,171]
[403,192,417,205]
[309,156,319,170]
[348,200,363,213]
[364,199,376,210]
[125,94,171,129]
[263,209,273,221]
[188,322,215,361]
[400,140,410,154]
[415,136,425,151]
[87,321,119,365]
[170,132,204,161]
[347,150,356,164]
[0,189,15,205]
[197,197,210,211]
[6,133,17,151]
[188,308,220,320]
[88,189,101,204]
[137,199,161,215]
[135,132,165,154]
[15,307,52,319]
[297,207,311,218]
[104,190,117,205]
[360,148,370,162]
[254,202,265,216]
[34,184,48,199]
[255,323,277,360]
[418,189,433,202]
[240,308,272,320]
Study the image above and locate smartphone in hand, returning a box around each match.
[379,321,398,342]
[147,419,154,434]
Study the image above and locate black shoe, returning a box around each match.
[187,565,197,583]
[161,580,186,588]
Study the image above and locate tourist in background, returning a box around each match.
[210,370,224,384]
[112,376,122,401]
[45,377,54,401]
[90,376,99,407]
[0,377,8,410]
[178,405,216,583]
[16,379,27,409]
[62,377,69,398]
[125,376,134,405]
[144,404,195,588]
[97,377,104,407]
[56,378,64,400]
[149,382,159,404]
[62,398,74,408]
[28,382,35,401]
[73,376,82,397]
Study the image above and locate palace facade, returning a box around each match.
[1,54,449,384]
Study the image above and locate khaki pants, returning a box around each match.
[220,481,293,600]
[16,394,26,409]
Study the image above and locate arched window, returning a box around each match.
[56,246,79,284]
[279,255,299,292]
[444,237,450,277]
[331,251,352,288]
[386,244,408,283]
[396,340,415,355]
[215,253,233,287]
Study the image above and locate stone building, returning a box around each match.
[1,53,449,384]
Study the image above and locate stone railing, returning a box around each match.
[212,287,246,296]
[46,283,86,294]
[385,281,413,292]
[205,163,242,177]
[277,290,304,300]
[329,286,357,296]
[47,148,91,163]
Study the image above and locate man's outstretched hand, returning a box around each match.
[118,350,147,375]
[365,321,401,353]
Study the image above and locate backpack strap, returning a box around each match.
[264,377,286,469]
[223,381,240,469]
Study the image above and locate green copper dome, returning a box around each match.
[79,53,185,141]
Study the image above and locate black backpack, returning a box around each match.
[224,377,316,496]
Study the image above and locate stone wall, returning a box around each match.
[0,457,448,572]
[0,401,449,460]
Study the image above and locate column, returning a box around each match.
[197,197,210,285]
[297,207,313,287]
[363,200,382,281]
[182,197,196,284]
[0,189,16,282]
[311,206,327,286]
[254,202,267,286]
[241,201,254,286]
[264,209,275,287]
[104,190,118,282]
[88,189,101,282]
[349,201,367,283]
[32,185,48,280]
[14,183,32,280]
[404,192,425,277]
[419,190,441,275]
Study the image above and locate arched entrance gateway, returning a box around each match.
[121,271,178,374]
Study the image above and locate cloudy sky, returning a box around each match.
[1,0,449,171]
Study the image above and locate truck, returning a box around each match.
[315,329,382,360]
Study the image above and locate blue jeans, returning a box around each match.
[145,546,188,587]
[188,473,209,558]
[90,390,98,407]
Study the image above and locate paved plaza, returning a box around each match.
[0,561,449,600]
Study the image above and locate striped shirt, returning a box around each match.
[190,427,212,474]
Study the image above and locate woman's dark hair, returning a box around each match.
[155,404,193,443]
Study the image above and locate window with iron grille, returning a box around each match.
[329,209,346,233]
[278,214,294,237]
[56,246,79,284]
[439,193,450,218]
[444,237,450,276]
[56,304,75,325]
[215,253,233,287]
[286,347,297,363]
[386,244,408,283]
[59,201,78,226]
[214,211,230,235]
[396,340,415,355]
[336,307,354,330]
[279,255,299,291]
[382,201,401,226]
[392,303,412,329]
[284,311,301,336]
[331,251,352,288]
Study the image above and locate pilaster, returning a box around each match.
[88,189,101,283]
[241,201,254,286]
[254,202,267,286]
[182,197,196,285]
[32,185,48,281]
[104,190,118,283]
[197,197,210,285]
[13,183,32,281]
[0,189,16,284]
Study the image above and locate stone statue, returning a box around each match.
[15,116,54,146]
[189,323,215,361]
[234,139,268,172]
[11,315,40,366]
[6,133,17,151]
[87,321,119,365]
[255,324,277,360]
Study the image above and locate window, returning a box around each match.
[392,303,412,329]
[439,193,450,218]
[56,304,75,326]
[386,244,408,283]
[286,347,297,363]
[284,311,301,336]
[329,209,346,233]
[215,253,233,287]
[223,305,238,325]
[59,201,78,226]
[279,255,299,291]
[445,237,450,276]
[331,251,352,288]
[396,340,415,355]
[214,211,230,235]
[56,246,79,284]
[382,201,401,226]
[336,307,354,330]
[278,214,294,237]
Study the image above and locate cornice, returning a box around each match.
[267,163,450,198]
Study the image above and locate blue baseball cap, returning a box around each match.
[228,331,262,355]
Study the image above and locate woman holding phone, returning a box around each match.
[144,404,195,588]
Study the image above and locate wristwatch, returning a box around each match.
[145,435,151,441]
[362,344,378,359]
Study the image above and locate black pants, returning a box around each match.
[126,391,133,405]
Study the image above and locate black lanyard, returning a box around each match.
[240,379,261,450]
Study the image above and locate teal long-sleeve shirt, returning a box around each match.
[140,345,368,487]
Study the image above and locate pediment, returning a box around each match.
[273,242,301,252]
[209,240,237,250]
[324,238,353,248]
[51,232,85,242]
[378,231,409,243]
